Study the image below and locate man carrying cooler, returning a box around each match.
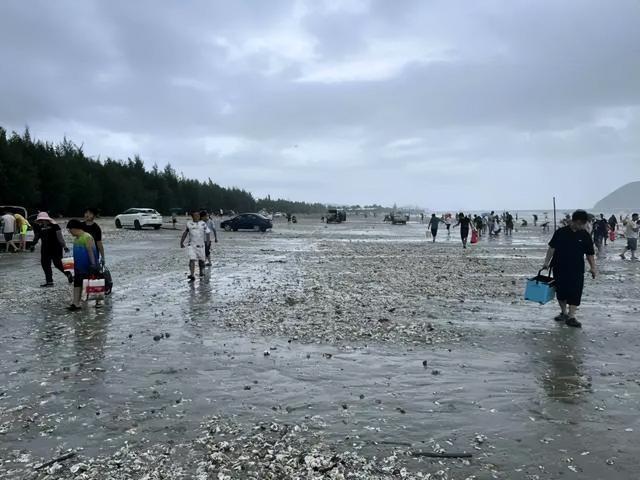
[542,209,597,328]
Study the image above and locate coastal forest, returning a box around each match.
[0,127,326,216]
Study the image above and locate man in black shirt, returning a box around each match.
[454,212,472,248]
[593,214,609,251]
[81,207,104,265]
[543,210,596,328]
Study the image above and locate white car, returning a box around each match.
[115,208,163,230]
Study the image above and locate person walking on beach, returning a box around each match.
[487,211,496,236]
[454,212,473,248]
[427,214,443,242]
[505,212,514,236]
[593,214,609,251]
[608,214,618,235]
[619,213,639,260]
[1,210,19,253]
[200,210,218,266]
[180,209,210,282]
[542,209,596,328]
[81,208,104,267]
[473,215,484,238]
[444,214,452,235]
[66,219,99,311]
[32,212,73,287]
[533,214,538,227]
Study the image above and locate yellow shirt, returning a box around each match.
[14,214,30,233]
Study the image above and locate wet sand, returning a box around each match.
[1,217,639,479]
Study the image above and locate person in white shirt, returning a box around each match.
[200,210,218,267]
[180,209,210,282]
[620,213,639,260]
[1,210,19,253]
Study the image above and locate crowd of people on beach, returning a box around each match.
[424,211,525,247]
[420,209,639,257]
[1,207,638,326]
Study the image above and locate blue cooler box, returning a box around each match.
[524,270,556,304]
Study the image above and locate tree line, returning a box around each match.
[0,127,329,216]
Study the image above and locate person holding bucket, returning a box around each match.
[32,212,73,287]
[542,209,596,328]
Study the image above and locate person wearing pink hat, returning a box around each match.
[32,212,73,287]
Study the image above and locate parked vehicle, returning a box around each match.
[115,208,163,230]
[220,213,273,232]
[384,212,407,225]
[0,206,35,248]
[326,208,347,224]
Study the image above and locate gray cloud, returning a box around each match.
[1,0,639,210]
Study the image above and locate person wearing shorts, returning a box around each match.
[543,210,597,328]
[66,219,99,311]
[620,213,639,260]
[200,210,218,266]
[1,211,18,253]
[454,212,472,248]
[180,210,210,282]
[427,214,443,242]
[14,213,30,251]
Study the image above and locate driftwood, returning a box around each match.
[34,452,76,471]
[410,451,472,459]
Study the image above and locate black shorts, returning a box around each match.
[4,233,14,242]
[431,228,438,236]
[74,273,87,288]
[554,271,584,306]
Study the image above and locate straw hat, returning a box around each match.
[36,212,56,223]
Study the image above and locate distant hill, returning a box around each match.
[594,181,640,211]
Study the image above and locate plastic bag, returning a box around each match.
[61,256,74,273]
[101,265,113,295]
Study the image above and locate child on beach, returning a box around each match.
[66,219,99,311]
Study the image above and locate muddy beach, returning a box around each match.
[1,217,639,479]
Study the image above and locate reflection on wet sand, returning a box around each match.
[533,328,590,404]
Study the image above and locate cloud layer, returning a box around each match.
[2,0,640,210]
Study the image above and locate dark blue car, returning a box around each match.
[220,213,273,232]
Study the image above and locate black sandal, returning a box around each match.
[565,317,582,328]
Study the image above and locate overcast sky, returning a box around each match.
[2,0,639,210]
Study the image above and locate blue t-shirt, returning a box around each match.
[73,232,98,274]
